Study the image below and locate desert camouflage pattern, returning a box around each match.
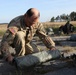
[0,15,55,57]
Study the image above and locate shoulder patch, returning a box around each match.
[8,27,18,35]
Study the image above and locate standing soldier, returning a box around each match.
[0,8,55,63]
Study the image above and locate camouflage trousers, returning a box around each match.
[9,31,39,56]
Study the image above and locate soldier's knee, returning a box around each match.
[16,31,25,39]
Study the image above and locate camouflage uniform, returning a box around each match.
[0,15,55,58]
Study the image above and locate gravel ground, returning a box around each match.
[0,36,76,75]
[44,67,76,75]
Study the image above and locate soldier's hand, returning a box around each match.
[6,55,14,63]
[50,46,56,50]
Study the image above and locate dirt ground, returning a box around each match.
[0,35,76,75]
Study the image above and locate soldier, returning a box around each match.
[63,21,74,34]
[0,8,55,63]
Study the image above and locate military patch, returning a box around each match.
[8,27,18,35]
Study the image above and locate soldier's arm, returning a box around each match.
[36,23,55,50]
[0,26,18,59]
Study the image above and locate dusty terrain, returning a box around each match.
[0,22,76,75]
[0,35,76,75]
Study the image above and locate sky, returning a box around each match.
[0,0,76,23]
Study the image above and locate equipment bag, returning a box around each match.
[14,50,61,69]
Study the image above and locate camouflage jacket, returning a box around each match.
[0,15,55,57]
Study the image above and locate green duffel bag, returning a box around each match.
[13,50,61,69]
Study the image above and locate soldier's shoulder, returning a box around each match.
[8,15,24,27]
[12,15,23,22]
[36,22,43,27]
[37,22,43,25]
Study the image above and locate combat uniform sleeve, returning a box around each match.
[0,26,18,58]
[36,23,55,49]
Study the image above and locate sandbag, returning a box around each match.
[14,50,61,69]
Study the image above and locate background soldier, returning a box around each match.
[0,8,55,63]
[59,21,74,34]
